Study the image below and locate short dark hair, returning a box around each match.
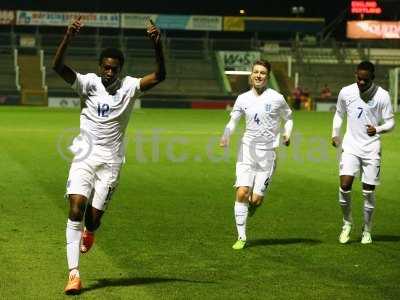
[252,59,271,74]
[99,48,125,68]
[357,60,375,75]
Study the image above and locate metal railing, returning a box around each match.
[2,31,400,66]
[13,48,20,91]
[39,49,47,92]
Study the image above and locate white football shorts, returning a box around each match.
[66,158,122,210]
[235,143,276,196]
[339,152,381,186]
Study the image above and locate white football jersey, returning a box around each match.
[71,72,142,163]
[336,83,394,159]
[231,88,292,150]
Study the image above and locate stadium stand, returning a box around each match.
[18,54,42,89]
[38,33,225,97]
[0,31,18,94]
[259,39,397,99]
[368,48,400,66]
[0,28,399,106]
[0,47,17,94]
[17,52,48,105]
[292,63,391,98]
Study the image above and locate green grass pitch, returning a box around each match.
[1,106,399,299]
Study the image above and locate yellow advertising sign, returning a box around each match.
[223,17,245,31]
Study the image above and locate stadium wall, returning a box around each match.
[0,94,20,105]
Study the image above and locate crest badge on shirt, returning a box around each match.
[367,99,375,107]
[265,104,272,112]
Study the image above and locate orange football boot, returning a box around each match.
[64,273,82,295]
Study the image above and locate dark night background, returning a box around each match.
[1,1,399,40]
[1,1,399,22]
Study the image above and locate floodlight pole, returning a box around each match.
[389,68,399,113]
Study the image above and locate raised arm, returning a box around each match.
[52,17,83,85]
[139,19,166,91]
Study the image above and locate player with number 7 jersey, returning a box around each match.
[331,61,395,246]
[333,80,394,160]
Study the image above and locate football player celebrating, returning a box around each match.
[220,60,293,250]
[53,16,166,294]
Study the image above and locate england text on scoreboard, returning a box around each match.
[351,1,383,15]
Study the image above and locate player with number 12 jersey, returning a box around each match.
[71,73,141,163]
[53,16,166,294]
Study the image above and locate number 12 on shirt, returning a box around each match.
[98,103,110,117]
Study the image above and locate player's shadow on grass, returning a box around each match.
[247,238,322,248]
[373,235,400,242]
[84,277,215,292]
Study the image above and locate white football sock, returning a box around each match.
[339,188,352,225]
[362,190,376,232]
[66,219,82,271]
[69,268,80,278]
[234,201,249,241]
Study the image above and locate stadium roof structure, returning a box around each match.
[3,1,400,22]
[2,0,399,40]
[0,1,347,21]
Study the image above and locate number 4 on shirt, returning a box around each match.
[254,113,260,125]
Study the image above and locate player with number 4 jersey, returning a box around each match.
[53,16,166,294]
[331,61,395,245]
[220,60,293,250]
